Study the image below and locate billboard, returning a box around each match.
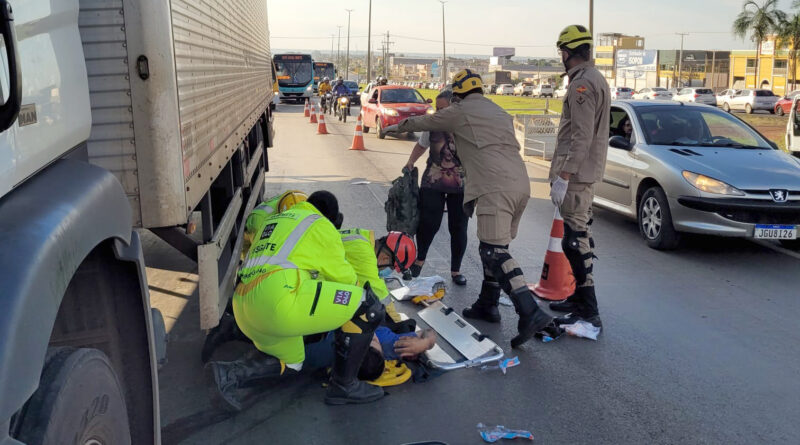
[616,49,657,79]
[493,47,515,57]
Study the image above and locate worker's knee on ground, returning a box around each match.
[563,224,588,283]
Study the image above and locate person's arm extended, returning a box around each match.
[406,132,430,169]
[395,104,461,133]
[562,79,598,177]
[393,329,436,359]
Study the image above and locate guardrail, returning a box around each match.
[511,106,561,161]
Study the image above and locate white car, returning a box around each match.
[532,84,554,98]
[495,84,514,95]
[554,85,568,98]
[716,89,740,107]
[514,82,534,96]
[609,86,634,100]
[672,87,716,106]
[633,87,672,100]
[723,89,779,114]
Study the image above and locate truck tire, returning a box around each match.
[14,347,132,445]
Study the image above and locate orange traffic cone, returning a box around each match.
[303,99,310,117]
[317,112,328,134]
[310,103,318,124]
[349,114,366,150]
[530,208,576,301]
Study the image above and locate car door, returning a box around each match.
[597,106,636,207]
[732,90,746,110]
[787,96,800,153]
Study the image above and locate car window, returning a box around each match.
[755,90,774,97]
[380,88,426,103]
[696,89,713,95]
[679,88,690,95]
[636,106,772,149]
[610,107,636,144]
[740,89,751,96]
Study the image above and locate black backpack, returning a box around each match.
[385,167,419,236]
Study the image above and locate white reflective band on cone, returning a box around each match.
[547,236,563,252]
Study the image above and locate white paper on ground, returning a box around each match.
[562,320,601,340]
[406,276,446,297]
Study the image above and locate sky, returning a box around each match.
[267,0,798,58]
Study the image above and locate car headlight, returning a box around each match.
[426,108,435,115]
[681,171,745,196]
[384,109,399,116]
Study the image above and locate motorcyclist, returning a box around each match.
[318,77,332,96]
[332,77,350,97]
[377,76,388,86]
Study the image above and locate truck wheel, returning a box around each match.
[14,348,131,445]
[638,187,680,250]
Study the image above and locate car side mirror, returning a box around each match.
[609,135,632,150]
[369,98,377,104]
[768,141,779,150]
[426,98,433,103]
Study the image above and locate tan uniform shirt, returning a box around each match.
[397,94,530,203]
[549,61,610,184]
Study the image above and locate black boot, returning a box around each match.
[325,328,385,405]
[201,311,250,363]
[554,287,602,329]
[205,351,283,412]
[462,281,502,323]
[325,286,386,405]
[549,297,580,314]
[509,287,553,349]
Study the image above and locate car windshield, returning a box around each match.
[653,88,666,92]
[381,89,426,103]
[541,85,552,88]
[755,90,775,97]
[344,81,358,91]
[696,89,713,95]
[636,106,773,149]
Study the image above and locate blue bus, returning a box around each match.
[273,54,314,103]
[313,62,337,93]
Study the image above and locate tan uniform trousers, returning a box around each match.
[559,182,595,288]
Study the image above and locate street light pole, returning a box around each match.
[439,0,447,83]
[676,32,688,88]
[589,0,593,35]
[345,9,353,80]
[337,26,342,69]
[367,0,373,81]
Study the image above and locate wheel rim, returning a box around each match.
[641,197,662,240]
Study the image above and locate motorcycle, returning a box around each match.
[335,95,351,123]
[320,92,333,114]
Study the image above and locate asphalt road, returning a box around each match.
[150,103,800,445]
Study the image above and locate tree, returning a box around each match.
[778,10,800,92]
[733,0,786,89]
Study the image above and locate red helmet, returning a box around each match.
[380,232,417,272]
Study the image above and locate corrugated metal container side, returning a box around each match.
[80,0,272,228]
[171,0,272,213]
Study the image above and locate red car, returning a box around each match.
[361,86,434,139]
[773,90,800,115]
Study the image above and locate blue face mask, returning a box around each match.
[378,267,393,278]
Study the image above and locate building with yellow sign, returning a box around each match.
[729,38,800,95]
[595,33,645,85]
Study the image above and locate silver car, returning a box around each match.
[596,101,800,250]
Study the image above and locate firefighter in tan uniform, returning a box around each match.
[548,25,610,331]
[386,69,552,349]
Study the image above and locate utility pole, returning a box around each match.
[439,0,447,83]
[676,32,688,88]
[710,50,716,90]
[346,9,354,80]
[383,31,394,78]
[367,0,373,82]
[337,26,342,68]
[331,35,335,62]
[589,0,593,35]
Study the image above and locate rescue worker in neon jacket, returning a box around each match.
[208,190,386,408]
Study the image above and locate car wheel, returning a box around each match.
[13,348,132,445]
[639,187,680,250]
[769,108,775,115]
[777,106,785,116]
[377,118,386,139]
[745,104,753,114]
[722,103,731,113]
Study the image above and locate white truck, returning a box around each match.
[0,1,274,443]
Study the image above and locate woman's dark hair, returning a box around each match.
[436,90,453,102]
[307,190,343,229]
[357,347,385,381]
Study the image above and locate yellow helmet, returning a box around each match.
[451,69,483,94]
[276,190,307,212]
[556,25,593,50]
